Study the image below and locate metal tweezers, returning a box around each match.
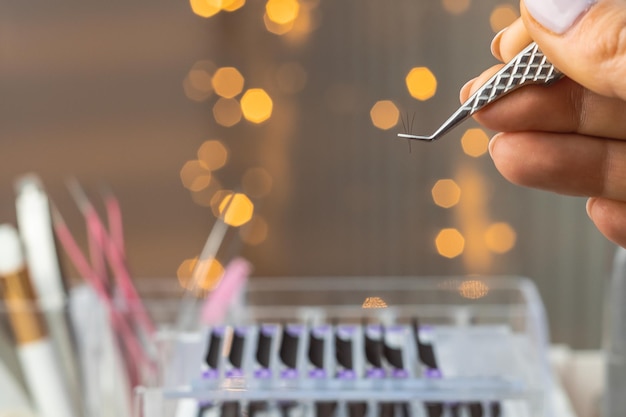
[398,42,563,142]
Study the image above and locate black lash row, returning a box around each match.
[195,320,505,417]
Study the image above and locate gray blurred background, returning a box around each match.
[0,0,614,348]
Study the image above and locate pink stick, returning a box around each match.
[52,212,155,383]
[104,192,125,257]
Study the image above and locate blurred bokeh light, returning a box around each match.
[490,4,518,32]
[458,280,489,299]
[265,0,300,25]
[362,297,388,309]
[431,179,461,209]
[197,140,228,171]
[370,100,399,130]
[177,256,225,291]
[461,128,490,157]
[240,88,273,123]
[219,192,254,227]
[436,229,465,259]
[212,67,245,99]
[180,160,212,192]
[264,13,295,35]
[485,222,517,254]
[190,0,221,18]
[406,67,437,101]
[222,0,246,12]
[213,98,243,127]
[442,0,471,15]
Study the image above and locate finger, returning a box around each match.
[521,0,626,100]
[587,197,626,247]
[490,18,533,62]
[489,131,626,201]
[462,76,626,140]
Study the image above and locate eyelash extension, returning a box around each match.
[400,111,416,153]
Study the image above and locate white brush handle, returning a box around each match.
[18,339,77,417]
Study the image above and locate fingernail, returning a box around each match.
[488,133,501,158]
[524,0,596,34]
[490,28,507,61]
[586,197,596,218]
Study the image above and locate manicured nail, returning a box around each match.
[488,133,501,158]
[524,0,596,34]
[490,28,507,61]
[586,197,596,218]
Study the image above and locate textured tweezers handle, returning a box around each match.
[464,42,563,115]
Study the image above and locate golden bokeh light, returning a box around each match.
[406,67,437,101]
[180,160,211,192]
[442,0,471,14]
[177,257,225,291]
[435,228,465,258]
[198,140,228,171]
[212,67,245,99]
[458,280,489,299]
[485,222,517,254]
[239,215,269,245]
[276,62,307,94]
[222,0,245,12]
[370,100,399,130]
[240,88,273,123]
[461,128,490,157]
[362,297,388,309]
[266,0,300,25]
[190,0,221,18]
[219,193,254,227]
[242,167,273,198]
[490,4,519,33]
[264,12,295,35]
[213,98,242,127]
[431,179,461,208]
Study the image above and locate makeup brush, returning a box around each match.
[0,224,77,417]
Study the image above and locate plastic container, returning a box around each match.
[136,276,568,417]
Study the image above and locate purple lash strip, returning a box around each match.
[202,369,220,379]
[308,368,327,379]
[254,368,272,379]
[366,368,387,379]
[280,368,299,379]
[225,369,244,378]
[337,369,357,380]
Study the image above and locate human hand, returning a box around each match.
[460,0,626,247]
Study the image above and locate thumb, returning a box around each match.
[522,0,626,100]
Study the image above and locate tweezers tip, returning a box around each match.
[397,133,433,141]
